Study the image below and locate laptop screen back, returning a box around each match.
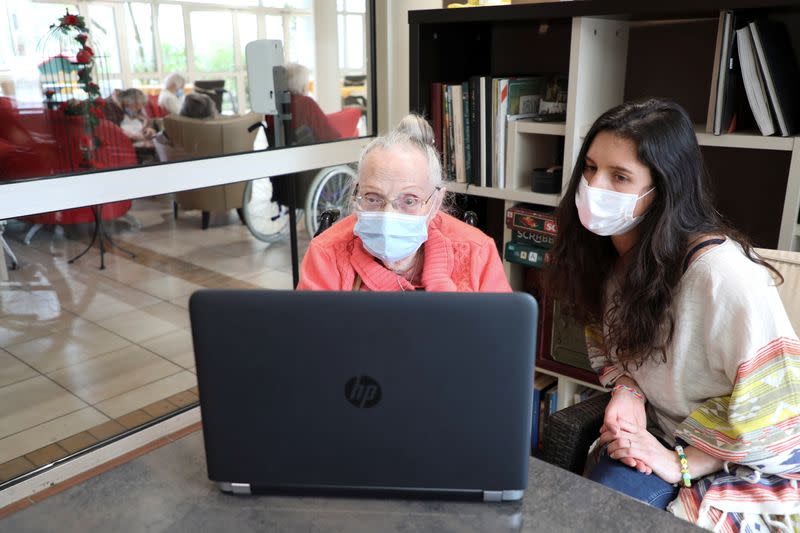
[190,290,538,497]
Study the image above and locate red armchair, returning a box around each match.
[326,107,361,138]
[147,93,168,119]
[0,99,137,230]
[24,112,135,226]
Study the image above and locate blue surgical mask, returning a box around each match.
[176,89,184,98]
[353,210,429,263]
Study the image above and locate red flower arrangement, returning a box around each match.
[75,47,94,64]
[48,9,103,167]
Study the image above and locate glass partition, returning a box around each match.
[0,173,340,485]
[0,0,375,184]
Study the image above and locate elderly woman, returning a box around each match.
[152,93,219,162]
[298,114,511,292]
[179,92,218,119]
[158,72,186,115]
[118,88,156,145]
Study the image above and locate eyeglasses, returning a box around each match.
[353,186,441,214]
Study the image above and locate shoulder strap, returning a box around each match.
[682,238,726,273]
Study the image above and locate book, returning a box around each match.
[708,10,738,135]
[430,82,443,153]
[511,228,555,248]
[468,76,482,186]
[477,76,489,187]
[490,78,499,188]
[749,19,800,137]
[461,81,472,184]
[736,25,776,136]
[504,241,549,268]
[551,301,593,372]
[505,205,558,235]
[444,85,454,180]
[495,78,509,188]
[451,84,466,183]
[531,374,557,450]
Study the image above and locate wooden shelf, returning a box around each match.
[579,123,797,151]
[413,0,800,397]
[444,181,561,206]
[515,120,567,136]
[535,366,606,393]
[694,127,796,151]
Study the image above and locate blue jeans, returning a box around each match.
[587,451,679,509]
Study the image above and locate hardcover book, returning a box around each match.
[505,206,558,235]
[504,241,549,268]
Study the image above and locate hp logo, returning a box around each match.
[345,376,382,408]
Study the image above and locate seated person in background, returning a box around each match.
[265,62,343,221]
[179,92,218,119]
[158,72,186,115]
[266,62,339,146]
[152,92,219,162]
[103,88,124,125]
[297,114,511,292]
[118,88,156,146]
[546,98,799,529]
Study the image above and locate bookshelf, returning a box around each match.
[410,0,800,408]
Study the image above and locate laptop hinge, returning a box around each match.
[218,482,252,495]
[483,490,524,502]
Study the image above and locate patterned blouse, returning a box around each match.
[588,240,800,531]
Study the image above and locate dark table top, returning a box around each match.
[2,430,701,532]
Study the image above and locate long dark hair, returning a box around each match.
[546,98,781,370]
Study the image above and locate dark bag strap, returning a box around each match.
[682,238,726,273]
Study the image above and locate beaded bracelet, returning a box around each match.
[675,445,691,488]
[612,384,645,402]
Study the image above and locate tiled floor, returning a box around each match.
[0,196,308,483]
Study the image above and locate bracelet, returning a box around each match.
[612,384,645,402]
[675,445,691,488]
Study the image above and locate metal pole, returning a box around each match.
[271,66,300,288]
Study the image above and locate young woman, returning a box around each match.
[547,98,799,530]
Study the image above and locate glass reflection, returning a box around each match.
[0,0,373,183]
[0,190,300,486]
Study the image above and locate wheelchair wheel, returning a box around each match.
[304,165,356,238]
[242,178,290,243]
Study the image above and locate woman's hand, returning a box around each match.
[599,379,647,469]
[603,420,681,484]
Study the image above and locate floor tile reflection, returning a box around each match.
[0,196,310,483]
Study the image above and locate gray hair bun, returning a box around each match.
[396,114,436,148]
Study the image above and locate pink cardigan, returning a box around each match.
[298,212,512,292]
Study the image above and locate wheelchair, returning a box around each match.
[241,164,357,243]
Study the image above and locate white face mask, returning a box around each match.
[353,210,429,263]
[574,176,655,236]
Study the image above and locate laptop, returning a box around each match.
[189,290,538,502]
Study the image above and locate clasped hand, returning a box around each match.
[599,392,680,484]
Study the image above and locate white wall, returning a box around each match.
[375,0,440,134]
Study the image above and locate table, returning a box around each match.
[1,431,701,532]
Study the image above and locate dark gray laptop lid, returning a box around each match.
[190,290,537,499]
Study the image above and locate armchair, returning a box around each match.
[539,247,800,475]
[159,112,260,229]
[1,104,137,243]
